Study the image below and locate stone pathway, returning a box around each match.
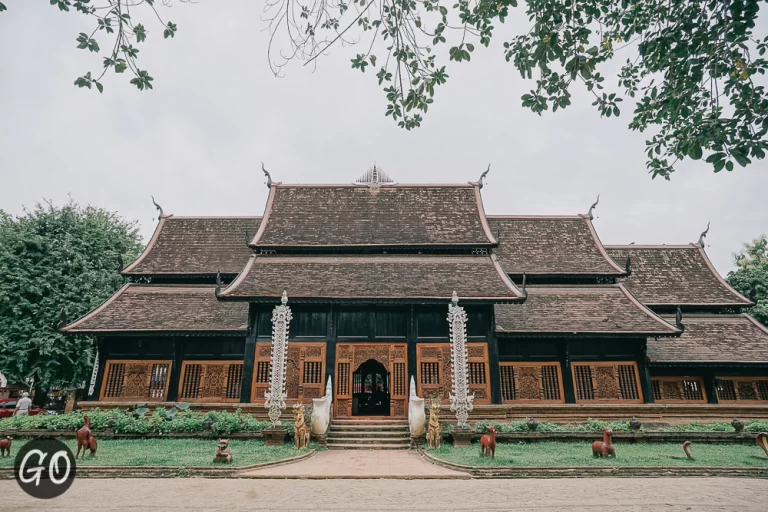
[240,449,469,479]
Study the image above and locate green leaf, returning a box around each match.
[0,3,7,12]
[688,145,703,160]
[94,81,103,93]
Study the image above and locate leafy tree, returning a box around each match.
[727,234,768,327]
[0,200,143,403]
[2,1,768,178]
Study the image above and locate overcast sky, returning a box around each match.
[1,2,766,274]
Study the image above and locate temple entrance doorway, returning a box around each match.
[352,359,390,416]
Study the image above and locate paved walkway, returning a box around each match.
[240,449,468,479]
[3,477,766,511]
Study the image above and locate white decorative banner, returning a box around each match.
[265,291,292,427]
[447,291,473,427]
[87,347,99,397]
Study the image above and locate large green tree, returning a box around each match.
[2,1,768,179]
[0,200,143,402]
[727,234,768,327]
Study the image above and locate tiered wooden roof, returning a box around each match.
[61,285,249,334]
[218,254,524,303]
[251,183,496,249]
[648,314,768,363]
[487,215,625,276]
[494,285,680,336]
[122,216,261,276]
[605,245,753,308]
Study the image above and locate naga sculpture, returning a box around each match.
[213,438,232,463]
[293,403,311,450]
[425,399,442,449]
[408,376,426,437]
[480,425,497,459]
[756,432,768,459]
[668,440,694,460]
[0,436,11,456]
[76,415,93,460]
[310,376,333,436]
[591,426,616,458]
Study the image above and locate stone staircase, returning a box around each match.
[326,418,411,450]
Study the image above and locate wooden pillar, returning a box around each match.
[166,336,183,402]
[487,307,502,404]
[240,305,258,403]
[704,370,719,404]
[560,341,576,403]
[639,341,654,403]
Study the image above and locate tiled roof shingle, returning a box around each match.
[61,285,249,333]
[487,216,625,276]
[494,285,679,335]
[219,254,523,302]
[252,184,496,248]
[648,314,768,363]
[122,217,261,276]
[606,245,752,307]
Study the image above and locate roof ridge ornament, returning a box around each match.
[151,196,165,221]
[356,164,394,189]
[116,255,124,273]
[676,306,685,332]
[215,271,223,295]
[624,254,632,276]
[697,221,710,248]
[521,273,528,297]
[588,195,600,221]
[262,162,272,189]
[478,164,490,189]
[56,309,68,330]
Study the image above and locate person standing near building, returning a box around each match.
[13,392,32,416]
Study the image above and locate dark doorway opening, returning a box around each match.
[352,359,390,416]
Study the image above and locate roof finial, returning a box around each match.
[262,162,272,189]
[675,306,685,332]
[697,221,710,248]
[151,196,164,221]
[245,229,251,246]
[116,254,124,273]
[624,254,632,276]
[478,164,490,189]
[451,290,459,305]
[215,271,223,295]
[56,309,68,330]
[588,194,600,221]
[281,290,289,305]
[356,165,394,188]
[521,273,527,297]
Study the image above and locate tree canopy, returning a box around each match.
[3,1,768,178]
[0,200,143,393]
[727,234,768,327]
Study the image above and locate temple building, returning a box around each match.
[61,169,768,419]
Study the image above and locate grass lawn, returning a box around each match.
[428,441,768,467]
[0,438,313,467]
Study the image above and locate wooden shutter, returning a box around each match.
[572,362,643,403]
[715,377,768,402]
[178,361,244,402]
[100,360,172,401]
[499,362,564,403]
[416,343,491,405]
[251,342,326,404]
[651,377,706,403]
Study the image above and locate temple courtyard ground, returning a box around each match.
[2,476,766,511]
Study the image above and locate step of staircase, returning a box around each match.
[327,418,410,450]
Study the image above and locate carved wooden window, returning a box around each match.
[177,361,244,402]
[715,377,768,402]
[100,360,172,401]
[252,342,326,403]
[572,362,643,403]
[499,362,564,403]
[415,343,491,404]
[651,377,706,403]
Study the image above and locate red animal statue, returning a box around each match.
[480,425,497,459]
[0,436,11,457]
[591,426,616,458]
[88,435,98,457]
[76,415,92,460]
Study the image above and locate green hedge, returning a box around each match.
[0,408,269,435]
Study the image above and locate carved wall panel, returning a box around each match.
[715,377,768,402]
[178,361,244,402]
[416,343,491,405]
[100,360,172,401]
[335,343,407,417]
[572,362,643,403]
[498,362,564,403]
[251,342,326,405]
[651,377,706,403]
